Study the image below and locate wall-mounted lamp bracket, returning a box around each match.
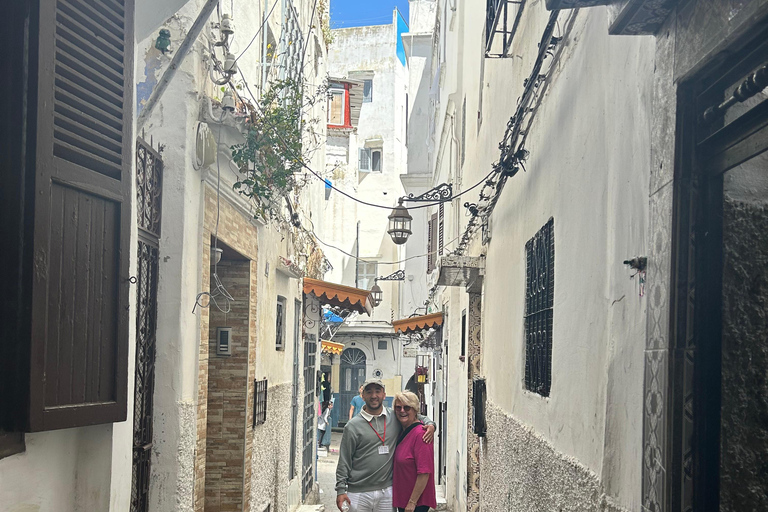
[402,183,453,203]
[376,269,405,282]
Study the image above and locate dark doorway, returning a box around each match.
[339,348,366,425]
[674,32,768,512]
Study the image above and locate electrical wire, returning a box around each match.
[193,111,235,314]
[312,230,460,265]
[233,0,280,65]
[234,70,499,212]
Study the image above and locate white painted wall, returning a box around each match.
[406,0,654,509]
[134,0,328,508]
[322,14,410,387]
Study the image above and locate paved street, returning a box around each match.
[317,430,343,512]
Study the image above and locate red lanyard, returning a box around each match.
[367,417,386,444]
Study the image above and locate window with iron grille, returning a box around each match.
[524,218,554,396]
[253,379,268,426]
[276,297,286,350]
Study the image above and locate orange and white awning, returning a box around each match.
[303,278,373,316]
[321,340,345,355]
[392,312,444,334]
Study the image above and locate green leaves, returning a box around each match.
[230,78,322,220]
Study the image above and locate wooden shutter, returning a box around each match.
[427,213,438,273]
[23,0,134,431]
[438,203,444,255]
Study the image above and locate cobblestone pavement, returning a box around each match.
[317,430,342,512]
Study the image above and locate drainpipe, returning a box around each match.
[137,0,219,130]
[354,221,360,288]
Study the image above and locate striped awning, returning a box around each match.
[393,312,444,334]
[303,278,373,316]
[321,340,345,355]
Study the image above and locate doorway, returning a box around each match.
[674,33,768,511]
[339,348,366,425]
[131,137,163,512]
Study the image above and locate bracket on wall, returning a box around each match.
[376,269,405,281]
[402,183,453,203]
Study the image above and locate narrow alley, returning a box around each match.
[1,0,768,511]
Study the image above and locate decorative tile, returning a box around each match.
[466,291,482,512]
[643,349,669,512]
[647,183,674,350]
[650,14,677,197]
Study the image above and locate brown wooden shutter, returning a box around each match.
[438,203,444,256]
[427,213,438,274]
[22,0,134,431]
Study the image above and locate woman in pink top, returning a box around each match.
[392,391,437,512]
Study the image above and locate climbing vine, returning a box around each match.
[230,78,327,221]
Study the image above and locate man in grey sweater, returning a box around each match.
[336,379,435,512]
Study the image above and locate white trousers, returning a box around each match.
[347,486,393,512]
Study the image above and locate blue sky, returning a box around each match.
[329,0,409,29]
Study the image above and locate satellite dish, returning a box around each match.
[194,122,217,170]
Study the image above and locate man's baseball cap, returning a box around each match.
[362,378,385,391]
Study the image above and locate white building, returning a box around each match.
[320,11,419,425]
[403,0,768,511]
[1,0,337,511]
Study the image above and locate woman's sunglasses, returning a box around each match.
[394,405,412,412]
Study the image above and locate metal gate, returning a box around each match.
[301,308,318,499]
[130,137,163,512]
[289,300,301,481]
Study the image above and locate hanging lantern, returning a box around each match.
[370,282,383,307]
[387,199,412,245]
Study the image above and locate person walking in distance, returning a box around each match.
[349,385,365,421]
[335,379,435,512]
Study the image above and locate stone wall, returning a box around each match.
[480,403,629,512]
[250,382,296,512]
[720,197,768,511]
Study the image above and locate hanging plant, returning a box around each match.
[230,78,326,221]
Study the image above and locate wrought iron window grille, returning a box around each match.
[275,297,286,349]
[524,218,554,397]
[253,378,268,426]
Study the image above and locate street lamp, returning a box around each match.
[387,199,412,245]
[369,270,405,307]
[370,283,383,307]
[387,183,453,245]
